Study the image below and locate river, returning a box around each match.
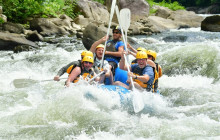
[0,27,220,139]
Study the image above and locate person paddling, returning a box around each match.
[65,56,99,87]
[54,51,93,81]
[114,51,154,91]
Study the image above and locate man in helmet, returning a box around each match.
[146,50,162,93]
[91,26,125,76]
[54,51,93,81]
[89,44,112,84]
[114,51,154,91]
[65,56,99,87]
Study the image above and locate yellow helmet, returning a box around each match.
[96,44,105,50]
[82,56,94,63]
[137,47,146,52]
[136,51,148,59]
[113,26,122,33]
[146,50,157,60]
[81,51,93,58]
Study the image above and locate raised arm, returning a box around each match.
[90,36,108,53]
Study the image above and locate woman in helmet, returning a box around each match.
[54,51,93,81]
[146,50,162,93]
[114,51,154,91]
[65,56,99,87]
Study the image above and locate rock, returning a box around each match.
[14,45,36,53]
[0,32,38,50]
[168,10,203,27]
[201,15,220,32]
[25,30,44,41]
[75,0,109,24]
[154,6,172,19]
[2,22,24,34]
[82,23,108,50]
[163,35,188,42]
[30,18,69,36]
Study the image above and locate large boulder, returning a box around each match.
[201,15,220,32]
[75,0,109,24]
[30,18,69,36]
[106,0,149,22]
[168,10,203,27]
[0,32,38,50]
[82,23,107,50]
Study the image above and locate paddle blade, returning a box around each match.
[120,8,131,31]
[132,91,144,113]
[13,79,38,88]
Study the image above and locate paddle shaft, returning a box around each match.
[115,6,135,90]
[100,0,117,69]
[88,71,105,83]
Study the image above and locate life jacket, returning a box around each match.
[104,40,124,64]
[152,63,159,93]
[132,65,153,92]
[73,66,94,83]
[94,57,103,72]
[66,60,81,74]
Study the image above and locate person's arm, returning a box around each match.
[54,61,77,81]
[105,45,124,57]
[119,51,131,71]
[128,50,136,57]
[127,43,137,53]
[90,36,108,53]
[147,59,156,69]
[128,72,149,83]
[65,67,81,87]
[103,61,111,77]
[158,65,162,77]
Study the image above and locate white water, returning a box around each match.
[0,28,220,139]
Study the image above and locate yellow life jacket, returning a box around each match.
[73,67,94,83]
[132,65,153,91]
[152,63,162,93]
[66,60,81,74]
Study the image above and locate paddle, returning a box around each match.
[88,71,105,83]
[13,78,66,88]
[116,7,144,113]
[120,8,130,62]
[100,0,116,69]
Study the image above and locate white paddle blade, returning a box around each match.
[13,79,38,88]
[132,92,144,113]
[120,8,131,31]
[109,0,117,21]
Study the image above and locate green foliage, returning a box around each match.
[93,0,105,4]
[0,17,4,24]
[147,0,185,12]
[2,0,79,23]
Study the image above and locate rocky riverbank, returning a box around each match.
[0,0,219,52]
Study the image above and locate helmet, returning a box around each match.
[82,56,94,63]
[81,51,93,58]
[136,51,148,59]
[96,44,105,50]
[146,50,157,60]
[113,26,122,33]
[137,47,146,52]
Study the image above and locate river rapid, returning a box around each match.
[0,27,220,139]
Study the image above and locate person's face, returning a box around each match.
[95,48,104,59]
[83,61,93,71]
[112,29,121,40]
[137,58,147,68]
